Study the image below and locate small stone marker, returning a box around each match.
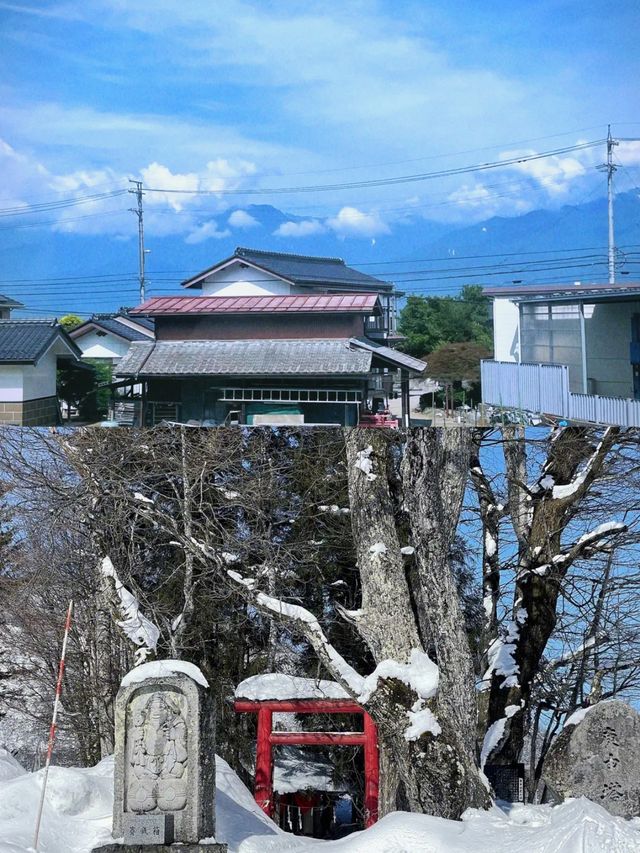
[543,699,640,819]
[93,660,227,852]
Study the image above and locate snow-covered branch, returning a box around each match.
[225,568,365,697]
[100,556,160,666]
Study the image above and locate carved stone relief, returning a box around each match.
[126,690,189,814]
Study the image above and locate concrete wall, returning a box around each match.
[493,298,520,362]
[585,301,638,398]
[200,263,293,296]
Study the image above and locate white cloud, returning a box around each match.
[500,148,587,196]
[618,140,640,166]
[139,163,199,211]
[326,206,389,238]
[274,219,325,237]
[185,220,231,244]
[228,209,259,228]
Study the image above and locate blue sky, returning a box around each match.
[1,1,640,312]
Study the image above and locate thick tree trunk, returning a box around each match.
[401,429,489,811]
[345,429,490,818]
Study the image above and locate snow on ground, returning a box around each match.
[1,750,639,853]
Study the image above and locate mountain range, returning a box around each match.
[1,190,639,317]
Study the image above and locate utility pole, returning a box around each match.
[598,126,618,284]
[128,179,146,304]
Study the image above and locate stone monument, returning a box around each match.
[94,660,227,852]
[542,699,640,819]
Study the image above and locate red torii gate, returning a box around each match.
[234,695,380,828]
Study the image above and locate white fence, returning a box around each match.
[481,360,640,427]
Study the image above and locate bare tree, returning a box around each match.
[471,427,640,791]
[1,424,639,818]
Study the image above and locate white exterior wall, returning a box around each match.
[0,365,25,401]
[492,298,520,362]
[75,329,133,360]
[200,263,292,296]
[585,301,637,398]
[22,344,62,400]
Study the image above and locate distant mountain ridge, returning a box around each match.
[1,191,639,316]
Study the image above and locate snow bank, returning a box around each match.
[0,755,114,853]
[121,659,209,689]
[289,799,640,853]
[0,749,26,782]
[1,753,639,853]
[236,673,349,701]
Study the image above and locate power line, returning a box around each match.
[143,140,605,197]
[0,188,128,218]
[4,243,638,286]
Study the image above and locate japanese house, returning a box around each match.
[0,313,84,426]
[70,312,155,366]
[481,281,640,426]
[114,247,425,426]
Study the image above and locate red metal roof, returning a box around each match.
[132,293,380,315]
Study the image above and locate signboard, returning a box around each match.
[123,814,174,845]
[484,763,525,802]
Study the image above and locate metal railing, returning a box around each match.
[481,360,640,427]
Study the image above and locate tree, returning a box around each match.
[470,427,640,797]
[423,341,492,385]
[55,427,490,818]
[1,425,638,817]
[57,361,97,420]
[59,314,83,332]
[398,286,493,358]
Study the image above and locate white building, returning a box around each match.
[482,281,640,426]
[69,314,155,365]
[0,319,84,425]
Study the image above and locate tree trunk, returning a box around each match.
[486,427,618,766]
[345,429,491,818]
[95,571,115,757]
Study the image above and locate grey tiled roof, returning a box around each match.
[183,247,393,291]
[0,294,24,309]
[0,320,80,363]
[350,337,427,373]
[131,316,155,332]
[72,314,155,342]
[115,339,374,377]
[91,317,153,341]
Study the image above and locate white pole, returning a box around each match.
[33,600,74,852]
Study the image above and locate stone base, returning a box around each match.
[93,845,227,852]
[0,395,59,426]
